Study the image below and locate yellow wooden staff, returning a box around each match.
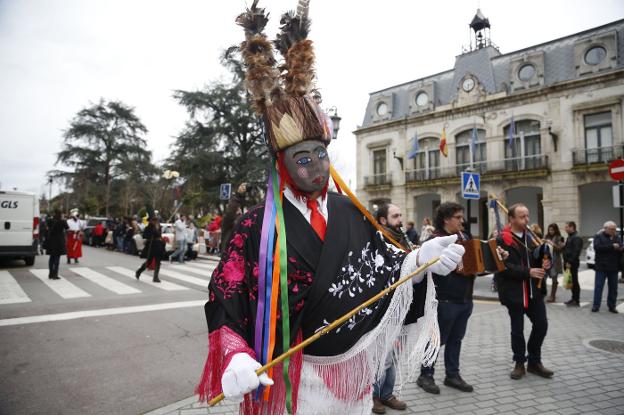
[208,257,440,407]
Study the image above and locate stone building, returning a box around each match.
[354,11,624,238]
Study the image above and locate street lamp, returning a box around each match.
[325,106,341,139]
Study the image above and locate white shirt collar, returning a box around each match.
[282,186,328,224]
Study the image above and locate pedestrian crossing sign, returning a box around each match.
[461,171,480,199]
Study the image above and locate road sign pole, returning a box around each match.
[467,198,471,236]
[618,180,624,241]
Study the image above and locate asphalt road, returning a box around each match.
[0,247,216,415]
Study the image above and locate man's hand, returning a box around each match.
[530,268,545,279]
[542,258,551,269]
[496,246,509,261]
[418,235,465,276]
[221,353,273,403]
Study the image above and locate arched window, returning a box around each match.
[503,119,541,169]
[412,137,441,179]
[455,129,486,173]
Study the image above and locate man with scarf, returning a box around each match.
[495,203,553,380]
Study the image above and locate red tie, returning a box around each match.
[307,199,326,241]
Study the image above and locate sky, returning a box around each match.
[1,0,622,198]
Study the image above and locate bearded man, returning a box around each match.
[194,2,464,414]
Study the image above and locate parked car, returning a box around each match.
[585,227,621,269]
[134,223,176,257]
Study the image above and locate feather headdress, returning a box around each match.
[236,0,332,154]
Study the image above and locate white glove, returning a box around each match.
[417,235,465,276]
[221,353,273,403]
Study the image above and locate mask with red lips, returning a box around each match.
[279,139,330,197]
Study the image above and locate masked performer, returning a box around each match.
[195,2,464,414]
[66,209,85,264]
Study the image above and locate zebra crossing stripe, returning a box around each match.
[178,261,217,272]
[106,266,189,291]
[0,300,205,327]
[0,270,31,305]
[157,268,209,288]
[72,267,141,295]
[30,269,91,299]
[168,264,214,278]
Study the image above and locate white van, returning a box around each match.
[0,190,40,265]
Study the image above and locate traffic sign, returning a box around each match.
[219,183,232,200]
[609,159,624,181]
[461,172,480,199]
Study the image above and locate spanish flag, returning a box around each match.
[440,127,448,157]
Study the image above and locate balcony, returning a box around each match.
[363,173,392,188]
[572,145,624,165]
[404,155,549,186]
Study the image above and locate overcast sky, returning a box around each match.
[1,0,622,198]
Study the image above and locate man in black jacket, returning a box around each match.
[417,202,474,394]
[563,221,583,306]
[495,203,553,380]
[592,221,622,313]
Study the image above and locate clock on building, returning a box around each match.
[462,77,475,92]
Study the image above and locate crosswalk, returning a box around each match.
[0,261,217,305]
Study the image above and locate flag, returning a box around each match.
[470,126,478,163]
[508,115,516,154]
[407,132,419,159]
[440,127,448,157]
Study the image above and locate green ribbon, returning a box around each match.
[272,164,292,412]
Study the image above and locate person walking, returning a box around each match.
[169,215,187,264]
[66,210,85,264]
[185,221,199,261]
[417,202,491,395]
[135,217,164,283]
[405,221,419,247]
[544,224,565,303]
[44,209,68,280]
[592,221,622,313]
[371,204,409,414]
[563,221,583,307]
[495,203,554,380]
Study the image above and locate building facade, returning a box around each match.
[354,12,624,238]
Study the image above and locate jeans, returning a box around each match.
[421,301,473,378]
[593,270,618,310]
[48,255,60,276]
[373,353,395,400]
[505,298,548,364]
[170,239,186,263]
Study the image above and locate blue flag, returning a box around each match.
[508,115,516,154]
[407,132,419,159]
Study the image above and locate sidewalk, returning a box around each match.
[145,291,624,414]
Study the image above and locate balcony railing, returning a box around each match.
[404,154,549,183]
[572,145,624,165]
[364,173,392,187]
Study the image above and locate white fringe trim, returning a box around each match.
[298,266,439,414]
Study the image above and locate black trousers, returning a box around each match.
[137,258,161,278]
[48,255,60,276]
[570,264,580,302]
[505,297,548,365]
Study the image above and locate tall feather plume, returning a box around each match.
[274,1,314,97]
[236,0,281,114]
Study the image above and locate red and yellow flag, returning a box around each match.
[440,127,448,157]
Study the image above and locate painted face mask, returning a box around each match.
[281,139,330,194]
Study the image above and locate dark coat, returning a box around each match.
[495,226,544,306]
[562,231,583,267]
[45,218,68,256]
[593,231,622,273]
[141,223,166,260]
[430,229,474,303]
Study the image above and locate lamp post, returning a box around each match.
[47,177,53,212]
[163,170,180,221]
[326,106,341,139]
